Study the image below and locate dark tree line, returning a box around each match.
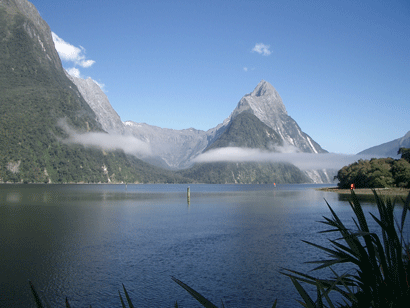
[335,148,410,189]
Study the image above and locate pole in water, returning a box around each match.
[187,186,191,204]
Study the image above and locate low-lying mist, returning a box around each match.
[193,147,378,170]
[57,119,379,171]
[57,119,151,157]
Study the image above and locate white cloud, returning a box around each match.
[66,132,152,156]
[52,32,96,68]
[66,67,81,78]
[252,43,271,56]
[243,67,248,72]
[80,59,96,68]
[57,119,151,157]
[192,147,377,170]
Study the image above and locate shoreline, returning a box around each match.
[317,187,410,196]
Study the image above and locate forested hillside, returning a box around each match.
[0,4,190,183]
[177,161,311,184]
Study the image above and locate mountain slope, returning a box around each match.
[124,121,215,169]
[357,131,410,158]
[0,0,333,184]
[177,161,311,184]
[224,80,326,153]
[67,74,126,134]
[227,80,326,153]
[205,112,283,151]
[197,80,332,183]
[76,76,332,182]
[0,0,190,183]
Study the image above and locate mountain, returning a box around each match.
[124,121,219,169]
[122,81,332,183]
[124,81,327,161]
[225,80,326,153]
[75,74,332,182]
[67,74,126,134]
[0,0,333,184]
[0,0,190,183]
[357,131,410,158]
[205,112,283,151]
[177,161,311,184]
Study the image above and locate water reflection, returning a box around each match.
[0,184,407,308]
[6,191,22,203]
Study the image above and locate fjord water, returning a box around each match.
[0,184,387,307]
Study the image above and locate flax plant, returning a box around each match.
[282,190,410,307]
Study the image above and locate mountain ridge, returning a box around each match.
[86,77,332,182]
[357,131,410,158]
[1,0,334,184]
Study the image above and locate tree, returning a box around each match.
[398,147,410,163]
[392,159,410,188]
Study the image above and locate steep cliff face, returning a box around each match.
[67,74,126,134]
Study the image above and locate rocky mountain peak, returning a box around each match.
[251,80,276,97]
[224,80,325,154]
[229,80,287,125]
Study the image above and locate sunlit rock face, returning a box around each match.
[67,74,126,135]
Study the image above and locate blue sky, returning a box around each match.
[34,0,409,154]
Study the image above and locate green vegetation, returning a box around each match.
[29,191,410,307]
[177,161,311,184]
[0,7,191,184]
[205,112,283,151]
[282,190,410,307]
[335,148,410,189]
[0,6,316,185]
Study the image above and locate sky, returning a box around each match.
[33,0,410,154]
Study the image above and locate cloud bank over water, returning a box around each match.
[193,147,377,170]
[57,119,151,157]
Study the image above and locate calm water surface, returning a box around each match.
[0,184,403,307]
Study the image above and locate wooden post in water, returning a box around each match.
[187,186,191,204]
